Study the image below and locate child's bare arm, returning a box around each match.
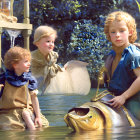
[109,67,140,108]
[122,67,140,99]
[0,84,4,87]
[30,91,42,127]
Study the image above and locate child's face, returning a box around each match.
[13,58,31,76]
[36,34,56,56]
[109,20,131,48]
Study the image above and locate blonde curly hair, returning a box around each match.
[4,46,31,70]
[104,11,137,43]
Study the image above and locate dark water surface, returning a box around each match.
[1,89,140,140]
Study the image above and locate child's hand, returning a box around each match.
[64,63,67,69]
[108,95,126,108]
[34,117,42,128]
[0,84,4,87]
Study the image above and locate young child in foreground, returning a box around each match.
[103,11,140,119]
[31,25,91,95]
[0,46,49,130]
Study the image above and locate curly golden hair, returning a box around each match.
[104,11,137,43]
[4,46,31,70]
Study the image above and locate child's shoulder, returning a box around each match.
[133,43,140,49]
[31,49,40,56]
[31,49,45,61]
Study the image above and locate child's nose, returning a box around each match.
[50,42,54,46]
[116,32,120,36]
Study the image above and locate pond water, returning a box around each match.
[1,89,140,140]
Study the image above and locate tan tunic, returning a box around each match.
[31,50,63,85]
[0,81,49,130]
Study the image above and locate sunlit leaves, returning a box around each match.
[136,0,140,12]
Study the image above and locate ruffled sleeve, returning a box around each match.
[128,45,140,69]
[123,45,140,70]
[28,75,38,91]
[131,56,140,69]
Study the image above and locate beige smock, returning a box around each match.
[31,50,91,95]
[0,81,49,130]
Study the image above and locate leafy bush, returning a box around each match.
[67,19,111,80]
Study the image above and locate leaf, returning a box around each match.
[136,0,140,12]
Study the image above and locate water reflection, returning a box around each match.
[66,127,140,140]
[1,126,140,140]
[66,129,105,140]
[1,89,140,139]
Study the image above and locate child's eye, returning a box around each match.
[120,28,126,32]
[111,31,115,33]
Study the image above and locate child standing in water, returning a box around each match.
[31,25,90,95]
[103,11,140,119]
[0,46,49,130]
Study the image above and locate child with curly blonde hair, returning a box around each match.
[0,46,49,130]
[103,11,140,119]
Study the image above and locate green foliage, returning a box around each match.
[29,0,83,25]
[136,0,140,12]
[29,0,119,25]
[30,0,54,26]
[67,19,111,80]
[60,0,81,15]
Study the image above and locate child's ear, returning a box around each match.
[34,41,39,48]
[12,63,17,69]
